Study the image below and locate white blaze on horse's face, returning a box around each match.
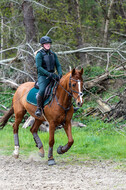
[76,80,84,107]
[78,81,83,103]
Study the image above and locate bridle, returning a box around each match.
[69,75,83,99]
[54,74,83,125]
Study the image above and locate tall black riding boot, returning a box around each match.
[35,94,44,117]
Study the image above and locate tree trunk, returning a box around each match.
[74,0,87,65]
[22,0,37,43]
[1,13,3,61]
[67,0,87,65]
[103,0,115,46]
[22,0,37,80]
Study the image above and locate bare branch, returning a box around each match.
[0,58,21,64]
[26,43,35,54]
[0,46,34,57]
[10,66,35,81]
[0,105,7,110]
[7,0,20,5]
[57,46,126,55]
[110,31,126,37]
[88,53,106,61]
[0,78,19,89]
[106,53,110,72]
[28,0,52,9]
[105,94,119,103]
[7,0,52,9]
[110,61,126,73]
[46,26,61,36]
[110,73,126,78]
[0,63,35,81]
[117,51,126,61]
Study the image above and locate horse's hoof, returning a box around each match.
[38,152,44,158]
[13,146,19,159]
[48,159,56,166]
[57,145,63,154]
[13,154,19,159]
[38,147,44,157]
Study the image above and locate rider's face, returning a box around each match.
[43,43,51,50]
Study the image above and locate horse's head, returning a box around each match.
[69,68,84,107]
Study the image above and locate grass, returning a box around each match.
[1,117,126,162]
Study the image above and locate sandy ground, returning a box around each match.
[0,154,126,190]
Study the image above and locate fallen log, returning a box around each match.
[22,116,49,132]
[84,72,109,89]
[0,78,19,89]
[97,99,111,114]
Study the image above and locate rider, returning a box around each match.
[35,36,62,117]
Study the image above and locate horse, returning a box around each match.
[0,68,84,165]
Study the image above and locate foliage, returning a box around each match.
[1,116,126,161]
[84,65,105,78]
[0,0,126,49]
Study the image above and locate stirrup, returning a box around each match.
[35,108,43,117]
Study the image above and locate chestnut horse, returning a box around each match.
[0,68,84,165]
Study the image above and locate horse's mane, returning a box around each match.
[60,69,82,85]
[62,71,71,79]
[60,71,71,85]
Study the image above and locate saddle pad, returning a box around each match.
[26,87,53,106]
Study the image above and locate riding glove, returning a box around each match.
[49,73,60,81]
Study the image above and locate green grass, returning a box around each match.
[1,117,126,162]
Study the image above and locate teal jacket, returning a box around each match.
[35,50,62,77]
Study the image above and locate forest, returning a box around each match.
[0,0,126,121]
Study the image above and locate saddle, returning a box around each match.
[34,80,55,101]
[26,81,57,106]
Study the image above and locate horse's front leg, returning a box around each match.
[48,121,56,166]
[57,121,74,154]
[30,119,45,158]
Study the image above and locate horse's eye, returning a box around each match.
[72,83,76,87]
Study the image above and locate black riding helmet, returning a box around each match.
[40,36,52,45]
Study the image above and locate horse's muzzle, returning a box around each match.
[76,97,84,107]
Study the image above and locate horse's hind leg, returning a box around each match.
[30,119,45,157]
[13,109,26,158]
[48,121,56,166]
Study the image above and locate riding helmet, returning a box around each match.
[40,36,52,44]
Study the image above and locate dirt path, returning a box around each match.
[0,154,126,190]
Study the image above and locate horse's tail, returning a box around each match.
[0,105,14,129]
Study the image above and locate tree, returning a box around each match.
[103,0,115,46]
[22,0,37,43]
[67,0,86,64]
[22,0,37,78]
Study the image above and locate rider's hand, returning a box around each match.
[54,74,60,81]
[58,74,62,79]
[48,73,61,81]
[48,73,55,80]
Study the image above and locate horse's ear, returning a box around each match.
[72,68,76,76]
[80,68,83,75]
